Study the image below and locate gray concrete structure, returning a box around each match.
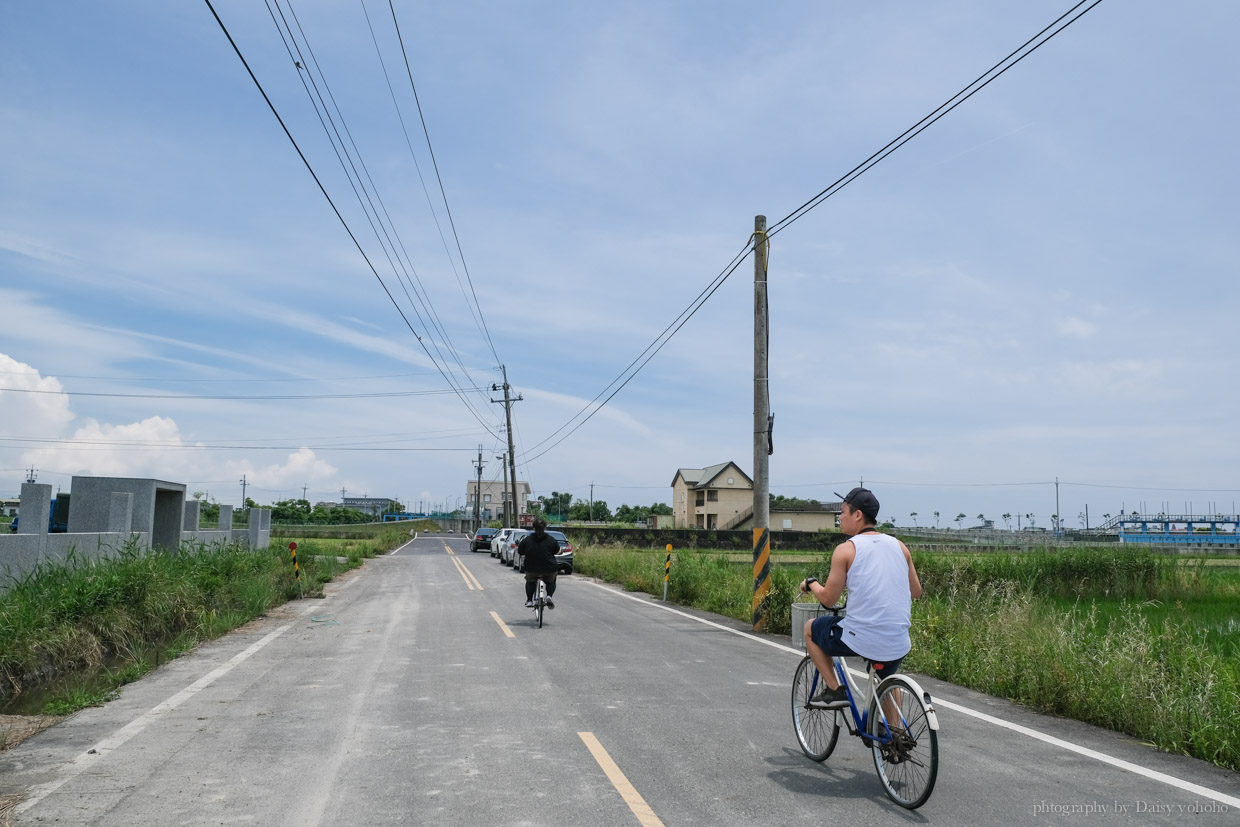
[108,492,134,533]
[1,476,272,595]
[17,483,52,538]
[67,477,185,549]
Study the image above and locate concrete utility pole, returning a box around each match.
[1055,476,1061,536]
[751,215,772,632]
[473,445,485,531]
[240,474,248,508]
[492,366,523,528]
[589,482,594,522]
[496,454,509,527]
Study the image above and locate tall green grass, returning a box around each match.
[0,534,394,715]
[575,544,1240,771]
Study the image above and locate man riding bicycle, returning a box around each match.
[518,518,560,609]
[800,487,923,707]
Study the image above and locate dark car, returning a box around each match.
[548,530,574,574]
[470,527,499,552]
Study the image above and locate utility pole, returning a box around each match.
[1055,476,1061,536]
[240,474,248,508]
[496,454,509,527]
[473,445,485,531]
[25,467,37,483]
[752,215,772,632]
[301,484,308,502]
[589,482,594,522]
[492,366,523,528]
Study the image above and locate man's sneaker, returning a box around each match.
[809,685,849,708]
[545,598,555,609]
[525,599,535,608]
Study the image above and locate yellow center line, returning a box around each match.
[578,732,665,827]
[449,556,475,590]
[490,611,515,638]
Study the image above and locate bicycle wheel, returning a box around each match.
[536,598,544,627]
[791,656,839,761]
[867,676,938,809]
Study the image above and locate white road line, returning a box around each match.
[17,622,295,815]
[583,578,1240,808]
[18,575,359,815]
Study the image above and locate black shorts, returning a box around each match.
[808,616,904,678]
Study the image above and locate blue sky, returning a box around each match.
[2,0,1237,527]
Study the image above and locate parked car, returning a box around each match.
[514,529,574,575]
[548,529,574,575]
[501,530,529,566]
[470,527,499,552]
[490,527,515,558]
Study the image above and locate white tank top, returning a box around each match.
[838,533,912,661]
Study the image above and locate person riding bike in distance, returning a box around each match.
[800,487,923,707]
[518,518,561,609]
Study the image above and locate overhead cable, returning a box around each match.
[201,0,502,439]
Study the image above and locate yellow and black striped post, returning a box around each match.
[752,527,770,631]
[662,544,672,601]
[289,541,302,597]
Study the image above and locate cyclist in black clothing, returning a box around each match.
[518,518,560,608]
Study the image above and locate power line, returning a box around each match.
[1,387,482,400]
[518,239,754,464]
[769,0,1104,237]
[0,369,477,383]
[0,437,475,452]
[519,0,1105,464]
[384,0,501,367]
[202,0,502,440]
[265,0,492,425]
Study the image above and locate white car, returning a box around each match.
[490,528,516,558]
[501,530,529,566]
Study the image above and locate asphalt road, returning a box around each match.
[3,533,1239,825]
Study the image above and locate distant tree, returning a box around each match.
[1002,513,1012,530]
[976,513,985,524]
[1025,513,1036,528]
[770,494,819,510]
[954,513,966,529]
[539,492,573,519]
[648,503,673,516]
[933,511,940,528]
[568,499,611,522]
[909,511,918,526]
[1078,511,1087,528]
[271,498,312,524]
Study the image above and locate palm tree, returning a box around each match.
[954,513,966,529]
[933,511,940,528]
[1002,512,1012,530]
[976,513,985,525]
[1025,512,1036,528]
[910,511,918,526]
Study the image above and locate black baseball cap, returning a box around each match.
[835,487,880,521]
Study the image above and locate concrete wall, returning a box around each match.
[0,475,271,595]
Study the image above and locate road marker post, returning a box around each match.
[289,542,302,598]
[662,544,672,601]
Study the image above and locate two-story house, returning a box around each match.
[670,461,753,529]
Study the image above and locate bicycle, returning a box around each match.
[530,575,549,628]
[791,605,940,809]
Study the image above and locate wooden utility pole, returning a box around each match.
[752,215,771,632]
[492,366,523,528]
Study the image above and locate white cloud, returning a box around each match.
[1056,316,1098,338]
[0,353,74,435]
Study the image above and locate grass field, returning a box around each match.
[575,543,1240,771]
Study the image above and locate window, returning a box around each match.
[695,493,705,506]
[707,490,719,502]
[727,478,734,485]
[484,494,491,503]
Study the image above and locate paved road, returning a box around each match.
[3,534,1238,825]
